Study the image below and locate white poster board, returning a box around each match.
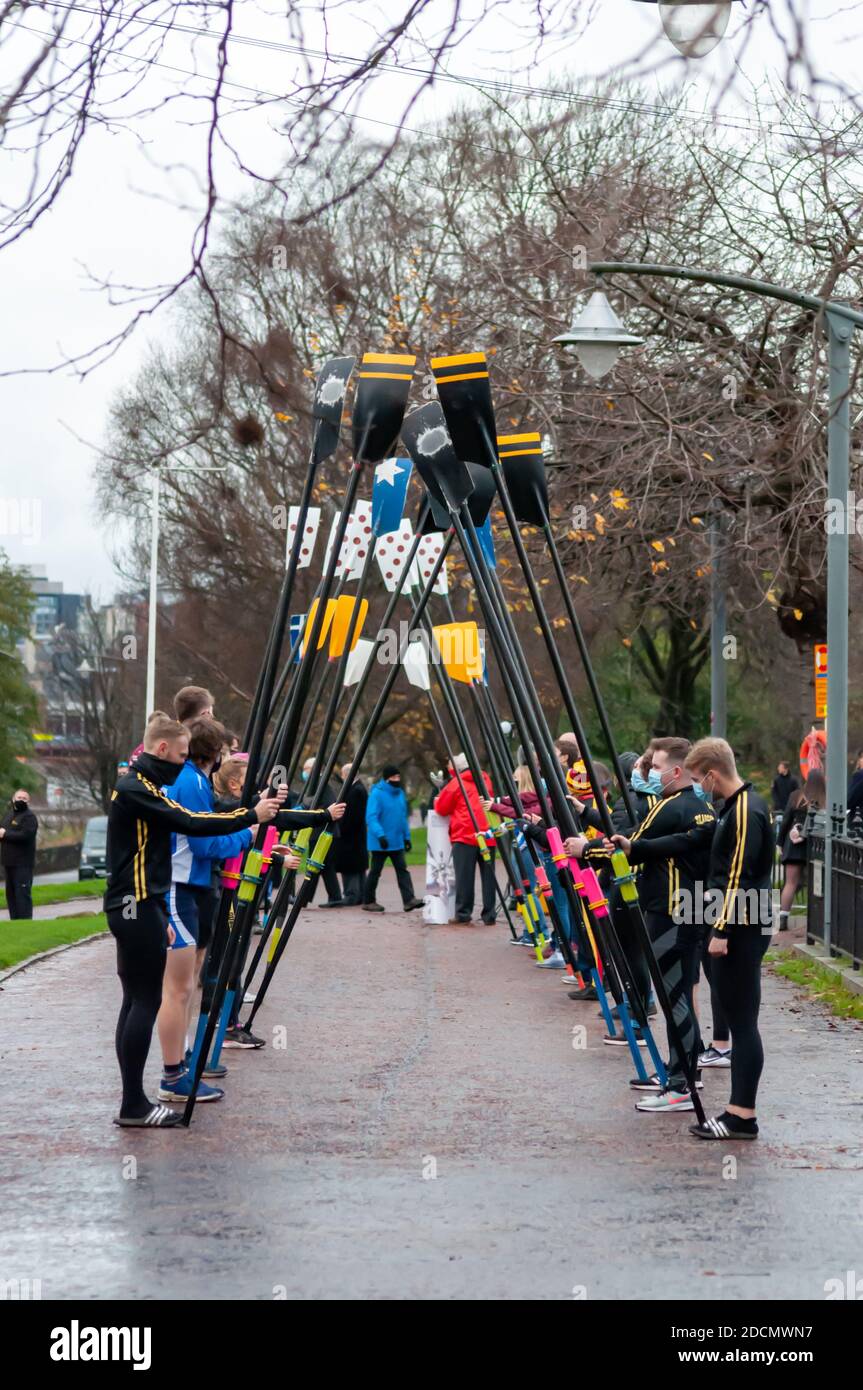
[423,809,455,924]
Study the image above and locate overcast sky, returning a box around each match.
[2,0,860,603]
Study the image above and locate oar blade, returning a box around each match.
[430,351,498,466]
[497,431,549,526]
[400,402,474,513]
[352,352,416,462]
[312,356,355,463]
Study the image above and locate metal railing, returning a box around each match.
[807,817,863,970]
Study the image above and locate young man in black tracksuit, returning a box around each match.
[104,714,284,1129]
[609,737,717,1114]
[684,737,776,1140]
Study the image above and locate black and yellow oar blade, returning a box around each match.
[400,402,474,514]
[496,431,549,526]
[431,351,498,467]
[312,356,355,464]
[352,351,416,463]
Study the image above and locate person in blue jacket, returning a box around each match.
[156,718,254,1101]
[363,764,424,914]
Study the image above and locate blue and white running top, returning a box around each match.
[162,761,253,888]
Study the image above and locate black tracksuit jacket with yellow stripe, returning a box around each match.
[104,754,259,913]
[707,782,775,933]
[610,787,717,919]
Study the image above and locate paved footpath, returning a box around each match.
[2,870,862,1301]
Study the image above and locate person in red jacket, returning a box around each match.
[433,754,496,925]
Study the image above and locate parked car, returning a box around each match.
[78,816,108,879]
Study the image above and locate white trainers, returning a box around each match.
[535,949,566,969]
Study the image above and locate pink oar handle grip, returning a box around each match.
[220,850,245,890]
[259,824,279,874]
[579,863,609,918]
[545,825,587,894]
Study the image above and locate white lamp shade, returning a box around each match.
[576,343,621,381]
[658,2,731,57]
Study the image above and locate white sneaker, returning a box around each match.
[536,949,566,969]
[244,992,257,1005]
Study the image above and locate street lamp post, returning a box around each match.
[709,504,727,738]
[556,261,862,953]
[145,463,227,717]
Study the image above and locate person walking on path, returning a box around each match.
[434,754,496,925]
[1,789,38,920]
[334,763,368,906]
[771,761,799,817]
[363,764,423,914]
[104,713,284,1129]
[776,770,825,931]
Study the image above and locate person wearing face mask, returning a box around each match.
[364,764,424,913]
[609,736,717,1114]
[684,738,775,1141]
[301,756,346,908]
[104,713,286,1129]
[1,789,38,920]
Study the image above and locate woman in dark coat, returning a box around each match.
[334,764,368,905]
[776,770,825,930]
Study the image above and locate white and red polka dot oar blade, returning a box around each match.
[375,520,419,593]
[345,500,374,580]
[286,506,321,569]
[323,502,372,579]
[416,532,448,595]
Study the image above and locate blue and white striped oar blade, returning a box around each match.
[289,614,305,662]
[343,637,376,687]
[372,457,413,535]
[403,639,431,691]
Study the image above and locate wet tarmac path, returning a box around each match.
[2,871,862,1300]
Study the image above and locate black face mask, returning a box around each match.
[12,799,28,813]
[137,751,185,787]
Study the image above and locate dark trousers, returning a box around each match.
[364,850,415,907]
[4,864,34,919]
[646,911,701,1091]
[341,869,367,905]
[308,861,343,903]
[712,929,771,1110]
[452,842,496,922]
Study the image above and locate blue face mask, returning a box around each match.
[632,769,662,796]
[301,769,310,783]
[692,781,708,801]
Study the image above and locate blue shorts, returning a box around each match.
[167,883,214,952]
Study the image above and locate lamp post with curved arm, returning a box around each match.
[556,260,862,953]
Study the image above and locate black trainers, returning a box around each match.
[568,984,597,1001]
[403,898,424,911]
[363,902,385,913]
[690,1112,758,1140]
[223,1025,265,1049]
[113,1104,185,1129]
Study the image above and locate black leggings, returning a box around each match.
[109,898,168,1118]
[712,929,771,1110]
[701,937,730,1042]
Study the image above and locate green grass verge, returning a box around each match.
[0,915,108,971]
[405,826,427,866]
[766,947,863,1021]
[0,880,105,912]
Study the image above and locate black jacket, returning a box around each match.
[0,805,38,868]
[848,769,863,817]
[593,787,717,919]
[771,771,799,813]
[332,781,368,873]
[104,753,258,913]
[707,783,775,933]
